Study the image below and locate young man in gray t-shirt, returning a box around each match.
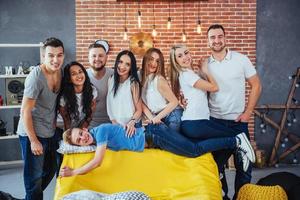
[17,37,65,200]
[87,41,113,128]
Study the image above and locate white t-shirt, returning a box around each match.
[208,50,257,120]
[60,85,97,128]
[142,75,167,114]
[107,76,135,126]
[179,69,210,120]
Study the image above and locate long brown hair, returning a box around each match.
[141,48,165,87]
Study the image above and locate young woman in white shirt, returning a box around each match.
[141,48,182,132]
[106,50,142,137]
[59,61,97,130]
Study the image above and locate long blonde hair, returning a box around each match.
[169,44,186,98]
[141,48,165,87]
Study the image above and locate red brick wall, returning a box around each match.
[76,0,257,140]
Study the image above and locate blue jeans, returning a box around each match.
[144,123,237,158]
[161,107,183,132]
[19,134,59,200]
[210,117,252,200]
[181,119,241,140]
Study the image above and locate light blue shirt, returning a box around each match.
[90,123,145,152]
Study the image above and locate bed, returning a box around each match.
[54,149,222,200]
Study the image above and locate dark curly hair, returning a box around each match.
[59,61,94,124]
[113,50,141,96]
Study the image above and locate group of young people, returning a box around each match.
[17,24,262,200]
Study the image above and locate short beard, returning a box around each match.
[210,43,226,53]
[91,64,105,72]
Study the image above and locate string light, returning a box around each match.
[137,0,142,29]
[167,0,171,29]
[123,2,128,41]
[152,2,157,37]
[182,0,186,42]
[196,1,202,34]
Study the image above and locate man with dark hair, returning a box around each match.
[206,24,262,200]
[87,40,113,128]
[17,37,64,200]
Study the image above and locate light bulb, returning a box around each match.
[182,32,186,42]
[281,143,286,148]
[293,158,298,163]
[167,17,171,29]
[152,26,157,37]
[293,118,297,123]
[275,163,279,168]
[197,20,202,34]
[284,137,289,142]
[123,28,128,41]
[260,123,265,128]
[296,83,299,88]
[261,128,266,133]
[138,11,142,29]
[287,121,292,127]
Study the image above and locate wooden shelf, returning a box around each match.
[0,135,18,140]
[0,74,27,78]
[0,105,21,109]
[0,43,43,47]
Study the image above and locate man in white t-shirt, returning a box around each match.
[206,24,262,200]
[87,40,113,128]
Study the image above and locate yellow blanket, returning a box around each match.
[54,149,222,200]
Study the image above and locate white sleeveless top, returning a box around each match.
[142,75,167,114]
[107,76,135,126]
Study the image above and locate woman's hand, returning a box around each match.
[151,116,162,124]
[125,120,136,137]
[59,166,74,177]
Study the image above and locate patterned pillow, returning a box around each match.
[57,140,96,154]
[62,190,150,200]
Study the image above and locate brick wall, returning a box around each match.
[76,0,257,140]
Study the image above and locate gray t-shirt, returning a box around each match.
[17,66,59,138]
[87,67,113,128]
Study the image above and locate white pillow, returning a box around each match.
[57,140,96,154]
[62,190,150,200]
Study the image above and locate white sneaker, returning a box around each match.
[237,150,250,172]
[236,132,256,163]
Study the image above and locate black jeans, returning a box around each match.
[210,117,252,200]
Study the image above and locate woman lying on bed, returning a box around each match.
[59,123,254,177]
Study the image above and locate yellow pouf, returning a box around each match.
[237,184,288,200]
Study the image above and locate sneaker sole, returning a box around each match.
[240,133,256,163]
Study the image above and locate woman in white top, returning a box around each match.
[59,61,97,130]
[141,48,182,132]
[107,50,142,137]
[169,44,255,171]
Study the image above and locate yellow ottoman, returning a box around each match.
[237,184,288,200]
[54,149,222,200]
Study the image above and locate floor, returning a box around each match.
[0,163,299,200]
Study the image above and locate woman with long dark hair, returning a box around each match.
[107,50,142,137]
[59,61,97,129]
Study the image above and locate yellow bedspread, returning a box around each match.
[54,149,222,200]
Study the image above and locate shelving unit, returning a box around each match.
[0,43,42,164]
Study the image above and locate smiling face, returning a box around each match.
[69,64,86,87]
[146,52,160,74]
[117,54,131,80]
[88,47,107,71]
[71,128,94,146]
[207,28,226,53]
[43,46,64,72]
[175,47,192,68]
